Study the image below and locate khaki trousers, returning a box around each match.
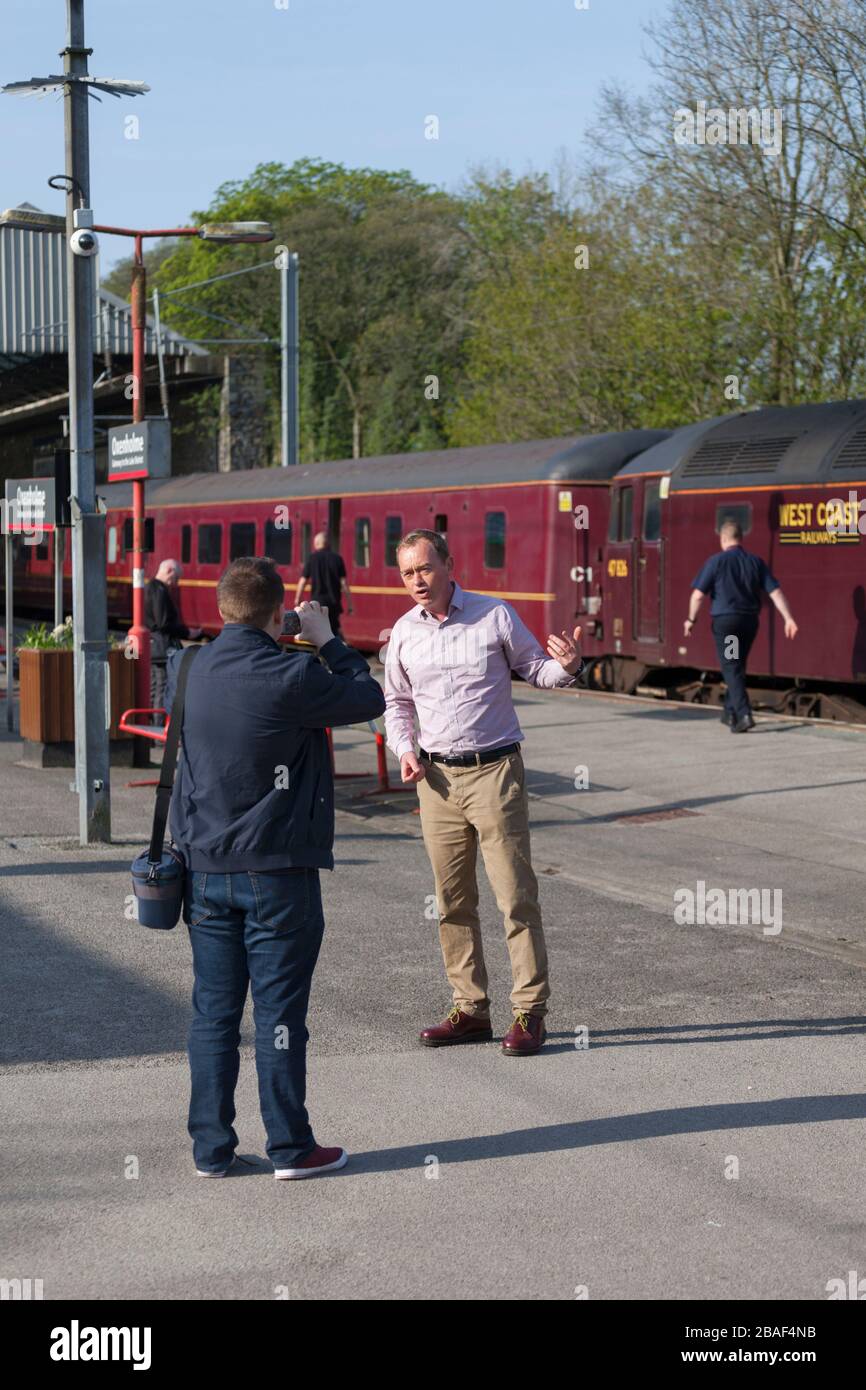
[416,749,550,1018]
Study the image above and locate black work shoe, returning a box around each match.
[730,716,753,733]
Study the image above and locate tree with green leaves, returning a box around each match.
[105,159,469,464]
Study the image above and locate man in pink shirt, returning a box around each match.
[384,529,582,1056]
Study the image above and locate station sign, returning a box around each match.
[2,476,56,538]
[106,419,171,482]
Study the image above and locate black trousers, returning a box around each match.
[150,659,168,716]
[712,612,759,720]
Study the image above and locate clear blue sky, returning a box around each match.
[2,0,665,274]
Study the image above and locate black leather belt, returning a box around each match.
[419,742,520,768]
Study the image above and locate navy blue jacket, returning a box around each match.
[692,546,779,617]
[164,626,385,872]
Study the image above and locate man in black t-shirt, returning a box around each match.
[685,519,798,732]
[294,533,353,635]
[144,558,202,714]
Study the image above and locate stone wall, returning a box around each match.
[218,354,271,472]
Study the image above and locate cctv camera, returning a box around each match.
[70,228,99,258]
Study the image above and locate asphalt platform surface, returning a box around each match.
[2,682,865,1300]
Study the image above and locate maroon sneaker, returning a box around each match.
[501,1011,546,1057]
[274,1145,348,1180]
[420,1007,493,1047]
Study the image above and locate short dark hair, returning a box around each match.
[396,528,450,563]
[216,556,284,627]
[719,518,743,542]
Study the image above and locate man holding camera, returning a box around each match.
[165,556,384,1180]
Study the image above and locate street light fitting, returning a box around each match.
[198,222,274,244]
[2,75,149,101]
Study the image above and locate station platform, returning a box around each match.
[1,685,865,1300]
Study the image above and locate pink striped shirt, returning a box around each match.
[383,582,580,758]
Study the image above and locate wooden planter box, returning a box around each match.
[18,648,136,744]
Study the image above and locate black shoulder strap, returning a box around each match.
[148,645,200,865]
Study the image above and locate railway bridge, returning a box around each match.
[0,202,267,487]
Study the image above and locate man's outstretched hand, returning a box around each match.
[547,625,583,675]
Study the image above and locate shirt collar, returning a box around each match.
[418,579,463,621]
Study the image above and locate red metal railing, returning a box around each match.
[118,710,413,798]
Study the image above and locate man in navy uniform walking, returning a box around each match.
[685,518,798,732]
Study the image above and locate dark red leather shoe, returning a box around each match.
[420,1007,493,1047]
[501,1011,546,1057]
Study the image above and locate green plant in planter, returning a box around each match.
[19,617,125,651]
[22,617,74,649]
[19,618,73,650]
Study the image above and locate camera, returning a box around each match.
[281,608,302,637]
[70,227,99,258]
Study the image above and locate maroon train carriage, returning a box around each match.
[14,429,665,654]
[586,399,866,721]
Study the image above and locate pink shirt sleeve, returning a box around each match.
[497,604,579,689]
[383,626,418,758]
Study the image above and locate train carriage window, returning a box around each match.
[300,522,312,563]
[181,524,191,566]
[385,515,402,568]
[608,494,620,541]
[198,523,222,566]
[715,503,752,536]
[265,518,292,566]
[108,527,117,565]
[354,516,371,567]
[230,521,257,560]
[33,537,49,562]
[620,487,633,540]
[434,513,448,538]
[123,518,155,553]
[643,482,662,542]
[609,486,634,542]
[484,512,506,569]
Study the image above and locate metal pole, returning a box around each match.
[280,253,299,466]
[152,288,170,418]
[5,535,12,733]
[289,254,299,466]
[280,258,288,467]
[54,528,64,628]
[129,240,150,714]
[64,0,111,841]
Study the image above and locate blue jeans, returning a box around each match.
[185,868,325,1172]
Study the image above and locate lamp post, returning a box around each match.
[3,0,146,844]
[280,251,299,467]
[92,221,273,717]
